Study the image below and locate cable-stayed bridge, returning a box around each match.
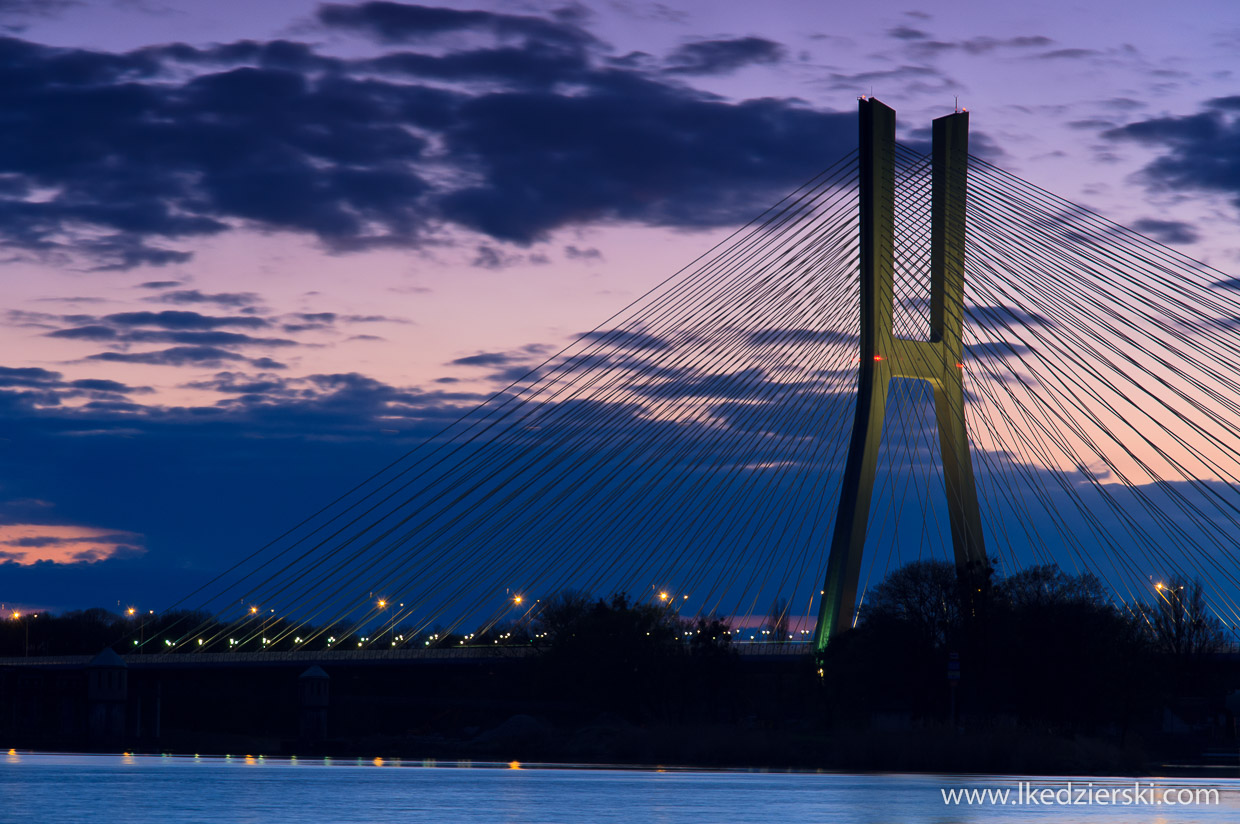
[161,98,1240,655]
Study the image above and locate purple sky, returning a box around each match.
[2,0,1239,614]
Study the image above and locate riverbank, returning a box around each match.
[37,715,1184,778]
[294,718,1159,776]
[3,646,1236,777]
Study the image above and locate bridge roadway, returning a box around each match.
[0,642,812,669]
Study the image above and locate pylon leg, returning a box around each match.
[813,98,896,648]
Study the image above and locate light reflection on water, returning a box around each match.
[0,752,1238,824]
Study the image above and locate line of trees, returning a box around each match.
[0,591,738,658]
[818,560,1229,731]
[2,563,1227,684]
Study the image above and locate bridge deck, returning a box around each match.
[0,643,813,669]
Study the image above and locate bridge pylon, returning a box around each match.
[813,97,987,650]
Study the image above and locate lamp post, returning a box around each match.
[126,607,145,654]
[11,611,28,657]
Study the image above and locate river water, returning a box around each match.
[2,751,1239,823]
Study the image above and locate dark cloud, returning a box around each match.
[278,311,407,333]
[555,352,617,372]
[145,39,344,74]
[825,65,951,95]
[102,310,268,330]
[86,345,271,368]
[470,244,520,269]
[37,308,310,370]
[360,45,592,89]
[903,40,956,58]
[68,378,151,394]
[276,312,339,333]
[1006,36,1054,48]
[0,366,151,398]
[0,40,432,268]
[8,533,103,549]
[48,324,118,341]
[633,367,783,400]
[1207,95,1240,111]
[1213,278,1240,290]
[1131,218,1199,245]
[0,20,859,267]
[606,50,652,69]
[183,371,292,396]
[0,365,61,387]
[448,343,552,382]
[966,131,1007,161]
[79,236,196,272]
[484,363,544,383]
[137,280,182,289]
[748,328,854,346]
[438,78,853,241]
[0,1,78,23]
[316,1,597,49]
[662,36,785,75]
[34,295,106,304]
[548,349,685,381]
[905,34,1053,58]
[966,341,1035,361]
[968,305,1055,329]
[148,289,261,308]
[111,330,297,347]
[1066,119,1115,131]
[564,245,602,261]
[1104,100,1240,209]
[887,26,928,41]
[901,126,1003,160]
[1035,48,1099,60]
[78,399,146,413]
[450,351,517,367]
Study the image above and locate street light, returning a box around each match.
[374,598,393,647]
[11,611,28,657]
[127,607,146,652]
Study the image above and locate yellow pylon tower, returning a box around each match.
[814,98,987,650]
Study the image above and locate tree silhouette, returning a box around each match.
[1148,577,1226,660]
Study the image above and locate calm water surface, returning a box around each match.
[2,751,1239,824]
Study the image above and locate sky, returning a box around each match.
[2,0,1240,617]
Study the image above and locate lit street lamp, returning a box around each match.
[127,607,146,653]
[11,611,29,657]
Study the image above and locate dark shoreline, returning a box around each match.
[6,717,1220,778]
[7,742,1239,783]
[4,643,1239,779]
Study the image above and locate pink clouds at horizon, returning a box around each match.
[0,523,145,566]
